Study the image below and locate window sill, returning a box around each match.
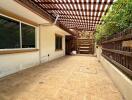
[0,49,39,55]
[55,49,63,51]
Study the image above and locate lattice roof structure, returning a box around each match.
[15,0,114,34]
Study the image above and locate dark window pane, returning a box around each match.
[0,15,20,49]
[55,35,62,50]
[21,23,35,48]
[60,37,62,49]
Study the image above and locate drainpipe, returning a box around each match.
[40,15,59,26]
[39,25,42,64]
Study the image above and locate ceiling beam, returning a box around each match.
[42,8,106,12]
[58,17,101,20]
[58,14,102,17]
[60,21,100,25]
[36,1,113,5]
[15,0,113,34]
[58,19,101,22]
[76,29,95,31]
[15,0,75,35]
[49,12,102,17]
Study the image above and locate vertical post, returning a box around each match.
[20,22,22,48]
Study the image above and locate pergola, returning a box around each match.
[15,0,114,34]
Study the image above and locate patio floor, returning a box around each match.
[0,55,123,100]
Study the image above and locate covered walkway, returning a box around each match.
[0,0,131,100]
[0,55,123,100]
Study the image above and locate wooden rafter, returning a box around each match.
[36,1,113,5]
[15,0,114,32]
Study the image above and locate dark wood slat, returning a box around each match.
[102,33,132,44]
[102,54,132,77]
[102,48,132,57]
[59,19,100,22]
[49,12,102,17]
[15,0,114,33]
[36,1,113,5]
[104,0,114,16]
[44,8,106,12]
[98,0,107,20]
[66,0,77,27]
[60,21,99,25]
[71,0,80,27]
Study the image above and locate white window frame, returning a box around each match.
[0,13,37,51]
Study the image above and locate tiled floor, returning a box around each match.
[0,55,123,100]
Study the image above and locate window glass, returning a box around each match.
[0,15,20,49]
[55,35,62,50]
[0,15,36,49]
[21,23,35,48]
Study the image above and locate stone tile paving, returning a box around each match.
[0,55,123,100]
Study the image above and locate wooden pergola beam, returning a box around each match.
[36,1,113,5]
[15,0,75,35]
[15,0,114,33]
[43,8,106,12]
[58,19,101,22]
[49,13,102,17]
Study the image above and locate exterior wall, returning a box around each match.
[0,24,68,78]
[39,25,66,63]
[0,26,40,78]
[0,0,69,78]
[0,52,40,78]
[96,46,132,100]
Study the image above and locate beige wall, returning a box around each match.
[0,0,70,78]
[0,24,69,78]
[0,26,40,78]
[0,52,40,78]
[0,23,69,78]
[39,25,67,63]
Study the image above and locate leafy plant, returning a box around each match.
[95,0,132,42]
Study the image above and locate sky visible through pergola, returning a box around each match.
[17,0,116,32]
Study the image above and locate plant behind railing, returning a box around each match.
[95,0,132,42]
[94,0,132,78]
[101,28,132,78]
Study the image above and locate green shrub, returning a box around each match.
[95,0,132,42]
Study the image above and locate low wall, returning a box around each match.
[0,51,40,78]
[96,46,132,100]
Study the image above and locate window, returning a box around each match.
[0,15,36,49]
[21,23,35,48]
[55,35,62,50]
[0,15,20,49]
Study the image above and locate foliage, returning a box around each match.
[95,0,132,42]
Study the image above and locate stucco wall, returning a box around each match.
[0,10,70,79]
[0,25,68,78]
[0,26,40,78]
[0,0,71,78]
[96,46,132,100]
[0,51,40,78]
[0,23,69,78]
[39,25,66,63]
